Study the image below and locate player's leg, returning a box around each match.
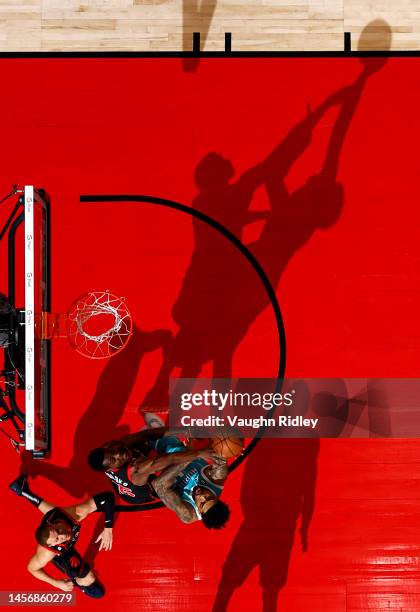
[150,433,186,456]
[212,525,258,611]
[52,549,104,599]
[9,474,54,514]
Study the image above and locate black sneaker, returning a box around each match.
[9,474,29,496]
[73,580,104,599]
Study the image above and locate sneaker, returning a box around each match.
[143,412,165,429]
[9,474,29,496]
[74,580,105,599]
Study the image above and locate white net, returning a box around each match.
[66,291,132,359]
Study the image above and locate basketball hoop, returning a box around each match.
[65,291,132,359]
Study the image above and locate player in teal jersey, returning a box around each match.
[152,455,230,529]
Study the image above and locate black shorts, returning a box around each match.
[52,548,91,580]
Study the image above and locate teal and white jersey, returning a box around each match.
[173,458,224,520]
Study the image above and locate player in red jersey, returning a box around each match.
[9,474,113,598]
[88,426,218,505]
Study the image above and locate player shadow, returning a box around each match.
[310,378,392,438]
[212,437,320,612]
[182,0,217,72]
[141,58,387,411]
[18,325,172,565]
[357,19,393,52]
[211,378,391,610]
[20,325,172,497]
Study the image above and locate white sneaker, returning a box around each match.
[143,412,165,429]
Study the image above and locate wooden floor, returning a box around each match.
[0,1,418,52]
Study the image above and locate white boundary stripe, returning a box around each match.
[24,186,35,450]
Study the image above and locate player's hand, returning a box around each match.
[95,527,113,551]
[213,455,228,466]
[150,455,173,472]
[197,448,220,462]
[56,579,74,592]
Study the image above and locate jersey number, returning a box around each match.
[117,485,135,497]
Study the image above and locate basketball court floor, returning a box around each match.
[0,6,420,612]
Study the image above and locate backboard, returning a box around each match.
[0,186,51,457]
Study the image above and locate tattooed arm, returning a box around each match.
[152,463,197,524]
[207,457,228,485]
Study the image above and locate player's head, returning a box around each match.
[193,487,230,529]
[194,153,234,191]
[88,442,132,472]
[35,520,71,547]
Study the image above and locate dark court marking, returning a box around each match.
[80,194,287,511]
[193,32,201,54]
[0,50,418,58]
[344,32,352,53]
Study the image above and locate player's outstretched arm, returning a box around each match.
[27,547,73,592]
[64,492,114,523]
[130,447,218,484]
[63,492,114,551]
[153,464,197,524]
[62,497,96,521]
[236,77,361,198]
[208,457,229,484]
[150,447,219,472]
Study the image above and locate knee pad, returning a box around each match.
[68,555,90,580]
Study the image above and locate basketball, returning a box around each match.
[212,435,244,459]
